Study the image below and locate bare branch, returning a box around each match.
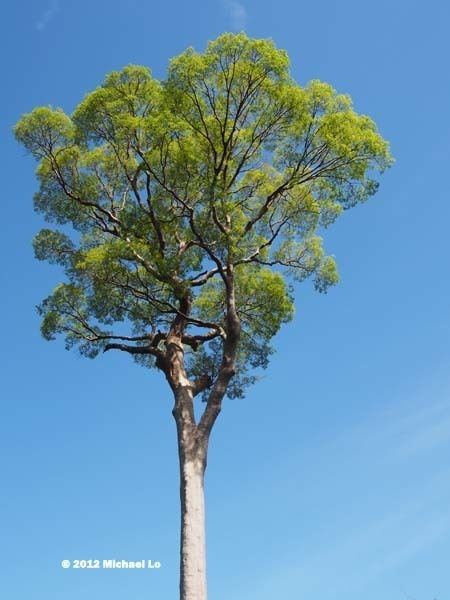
[103,342,160,355]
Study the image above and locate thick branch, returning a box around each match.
[103,342,160,356]
[197,264,240,442]
[191,374,213,397]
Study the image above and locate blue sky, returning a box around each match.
[1,1,449,599]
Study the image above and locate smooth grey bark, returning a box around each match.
[173,385,209,600]
[178,452,207,600]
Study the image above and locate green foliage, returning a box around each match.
[195,266,294,338]
[15,33,392,397]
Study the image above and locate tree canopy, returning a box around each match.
[15,33,392,399]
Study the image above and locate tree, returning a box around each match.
[15,33,392,600]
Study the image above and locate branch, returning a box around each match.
[191,374,213,397]
[197,264,240,442]
[190,266,221,286]
[103,342,160,356]
[182,329,222,350]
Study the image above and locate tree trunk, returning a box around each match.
[172,379,208,600]
[163,304,225,600]
[178,451,207,600]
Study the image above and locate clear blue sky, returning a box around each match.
[1,1,449,599]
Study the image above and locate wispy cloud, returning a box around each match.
[222,378,450,600]
[338,392,450,463]
[232,464,450,600]
[289,472,450,597]
[223,0,247,31]
[35,0,59,32]
[281,488,450,598]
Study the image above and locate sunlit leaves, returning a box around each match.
[33,229,75,266]
[14,106,75,158]
[195,265,294,338]
[15,33,392,397]
[38,283,108,357]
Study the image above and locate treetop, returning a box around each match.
[15,32,392,398]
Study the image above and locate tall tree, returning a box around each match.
[15,33,392,600]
